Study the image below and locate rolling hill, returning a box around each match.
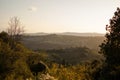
[21,33,105,64]
[22,33,105,51]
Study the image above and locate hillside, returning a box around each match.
[22,34,105,51]
[21,34,104,65]
[44,47,103,65]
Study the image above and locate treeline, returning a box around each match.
[37,47,102,65]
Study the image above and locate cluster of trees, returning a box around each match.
[44,47,101,65]
[99,7,120,80]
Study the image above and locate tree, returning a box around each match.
[7,16,24,41]
[99,7,120,80]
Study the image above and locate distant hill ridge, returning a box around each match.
[24,32,104,36]
[22,34,105,51]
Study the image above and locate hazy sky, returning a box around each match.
[0,0,120,33]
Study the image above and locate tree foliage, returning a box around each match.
[100,7,120,80]
[0,32,48,80]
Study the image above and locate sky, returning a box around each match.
[0,0,120,33]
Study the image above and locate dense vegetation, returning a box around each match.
[42,47,102,65]
[0,31,103,80]
[99,7,120,80]
[0,31,48,80]
[48,61,102,80]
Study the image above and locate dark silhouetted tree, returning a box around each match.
[100,7,120,80]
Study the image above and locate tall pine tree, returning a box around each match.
[100,7,120,80]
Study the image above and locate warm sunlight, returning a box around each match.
[1,0,120,80]
[0,0,119,33]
